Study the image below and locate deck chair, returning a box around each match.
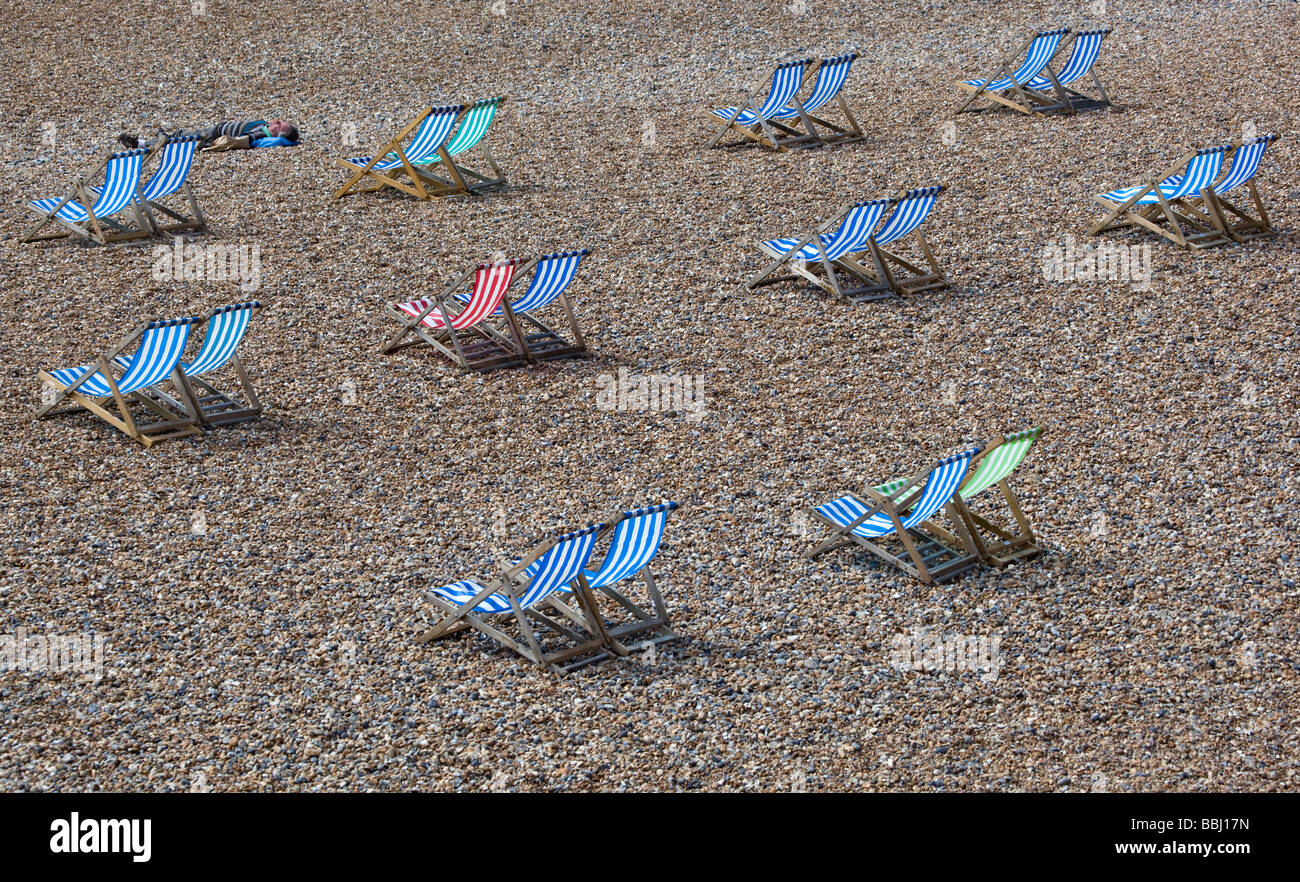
[35,316,202,447]
[411,97,507,194]
[1180,135,1278,243]
[456,249,590,362]
[1087,143,1232,249]
[803,447,982,585]
[332,104,467,200]
[748,197,893,300]
[135,134,206,235]
[552,502,681,649]
[705,58,819,151]
[839,186,950,300]
[23,148,151,244]
[943,428,1045,566]
[381,259,528,371]
[1023,29,1114,113]
[955,28,1070,115]
[130,302,263,427]
[415,523,625,673]
[769,53,863,145]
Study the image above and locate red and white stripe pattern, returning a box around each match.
[395,259,520,331]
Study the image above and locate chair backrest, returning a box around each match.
[586,502,679,589]
[142,136,200,200]
[959,428,1042,500]
[1053,29,1108,84]
[516,524,604,608]
[184,302,260,376]
[511,249,588,313]
[446,97,503,157]
[756,59,811,119]
[115,317,201,394]
[874,186,943,246]
[898,448,979,528]
[1213,135,1276,196]
[1164,146,1229,198]
[404,105,464,162]
[89,149,147,216]
[802,53,856,112]
[452,259,521,329]
[1010,29,1069,83]
[821,199,892,259]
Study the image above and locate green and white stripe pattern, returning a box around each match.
[958,427,1042,499]
[443,97,502,158]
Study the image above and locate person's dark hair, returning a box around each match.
[280,123,299,142]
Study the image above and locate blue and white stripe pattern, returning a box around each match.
[455,250,588,316]
[183,302,259,377]
[47,318,199,397]
[584,502,678,590]
[965,28,1068,92]
[143,136,200,200]
[345,105,462,170]
[762,199,891,260]
[815,448,978,539]
[30,149,146,222]
[874,186,943,246]
[773,53,855,119]
[431,524,604,614]
[710,59,810,125]
[1212,135,1275,196]
[1100,145,1229,205]
[1026,30,1107,88]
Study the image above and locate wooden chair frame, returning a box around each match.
[1087,147,1234,249]
[22,145,159,245]
[954,29,1070,116]
[332,105,470,200]
[705,59,822,151]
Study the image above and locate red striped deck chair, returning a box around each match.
[381,258,528,371]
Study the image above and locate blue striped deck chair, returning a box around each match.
[804,447,982,584]
[1023,29,1114,113]
[333,104,467,200]
[955,28,1070,115]
[748,198,893,300]
[705,58,819,151]
[770,53,863,145]
[841,186,950,300]
[1088,144,1233,249]
[1181,135,1279,243]
[455,249,591,361]
[136,135,206,235]
[410,97,508,194]
[23,148,151,245]
[35,316,203,446]
[415,523,623,673]
[169,302,264,427]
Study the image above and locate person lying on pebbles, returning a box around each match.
[117,118,299,152]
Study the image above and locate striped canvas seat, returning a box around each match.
[431,525,602,614]
[395,260,519,330]
[1025,30,1107,89]
[30,149,146,223]
[342,104,462,170]
[1098,145,1229,205]
[583,502,677,589]
[183,302,258,376]
[90,136,200,202]
[1211,135,1276,197]
[46,319,198,397]
[762,199,891,260]
[959,428,1041,499]
[772,54,855,119]
[709,58,810,125]
[873,186,943,245]
[454,250,587,316]
[429,97,501,161]
[815,449,977,539]
[963,29,1068,92]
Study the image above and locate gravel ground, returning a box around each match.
[0,0,1296,792]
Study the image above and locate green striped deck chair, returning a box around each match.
[949,428,1045,566]
[412,97,507,195]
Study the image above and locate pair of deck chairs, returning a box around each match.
[706,53,863,150]
[23,135,207,245]
[956,28,1114,115]
[35,302,263,447]
[334,98,507,200]
[416,502,681,674]
[381,249,590,371]
[1088,135,1279,249]
[749,187,949,302]
[805,429,1044,585]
